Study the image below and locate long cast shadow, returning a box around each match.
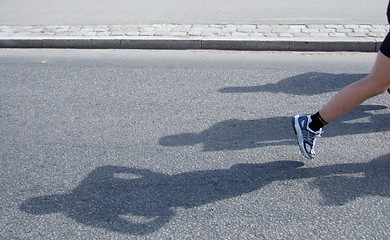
[20,161,304,235]
[20,154,389,235]
[160,105,389,151]
[219,72,366,96]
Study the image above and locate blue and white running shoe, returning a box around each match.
[292,115,323,159]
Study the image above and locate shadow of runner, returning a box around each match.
[159,105,389,152]
[219,72,366,96]
[20,154,389,235]
[20,161,304,235]
[308,153,390,206]
[160,116,295,151]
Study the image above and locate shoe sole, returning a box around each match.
[292,116,313,159]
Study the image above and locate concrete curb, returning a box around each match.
[0,37,383,52]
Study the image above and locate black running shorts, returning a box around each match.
[379,1,390,58]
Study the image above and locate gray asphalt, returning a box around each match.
[0,0,387,25]
[0,49,389,239]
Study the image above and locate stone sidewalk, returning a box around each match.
[0,24,388,51]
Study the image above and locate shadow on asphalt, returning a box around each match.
[20,154,389,235]
[19,72,390,235]
[218,72,366,96]
[185,71,388,151]
[159,104,389,151]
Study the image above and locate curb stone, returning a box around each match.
[0,24,388,51]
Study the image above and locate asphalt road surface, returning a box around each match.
[0,49,389,239]
[0,0,387,25]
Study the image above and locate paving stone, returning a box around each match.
[225,24,238,28]
[359,25,373,29]
[0,24,387,47]
[288,25,307,29]
[83,32,97,36]
[125,31,140,36]
[153,31,172,36]
[256,25,271,29]
[96,32,111,36]
[68,26,82,32]
[253,28,271,33]
[188,31,202,36]
[307,24,325,29]
[237,25,256,32]
[302,28,320,33]
[172,25,192,32]
[319,28,336,33]
[270,24,288,29]
[139,32,154,36]
[329,32,347,37]
[94,26,110,32]
[367,32,384,37]
[370,28,387,34]
[264,33,278,37]
[310,33,331,37]
[293,32,312,38]
[0,32,12,36]
[139,26,155,32]
[278,33,293,37]
[325,24,344,29]
[336,28,353,33]
[250,32,264,37]
[286,28,302,33]
[169,32,188,36]
[345,24,360,29]
[68,31,84,36]
[347,32,368,37]
[352,28,370,33]
[231,32,251,37]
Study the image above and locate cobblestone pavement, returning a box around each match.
[0,24,388,51]
[1,24,388,39]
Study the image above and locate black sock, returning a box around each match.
[309,112,328,131]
